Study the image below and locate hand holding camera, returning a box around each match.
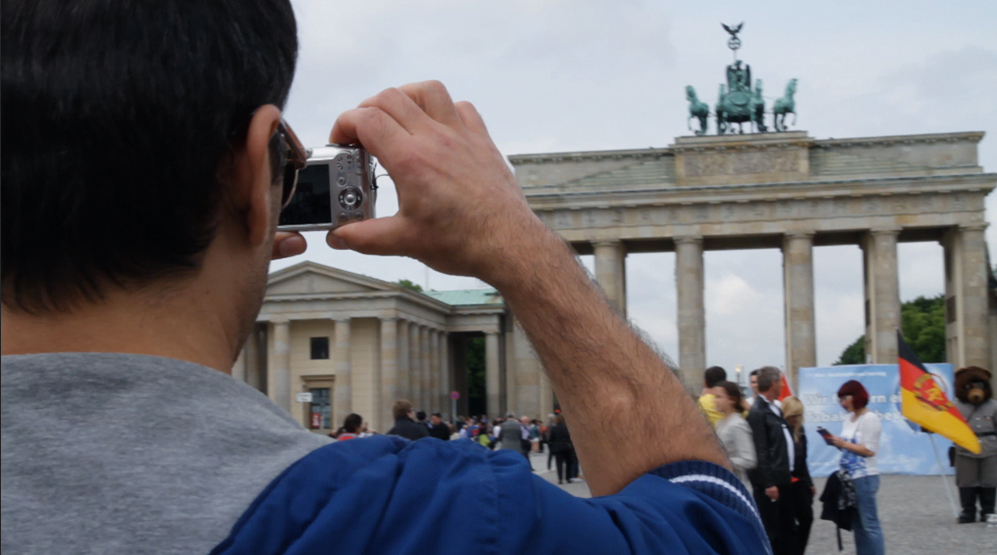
[324,81,548,286]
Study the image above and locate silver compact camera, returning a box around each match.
[277,144,377,231]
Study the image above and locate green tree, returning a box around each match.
[396,279,423,293]
[834,295,946,365]
[465,336,486,416]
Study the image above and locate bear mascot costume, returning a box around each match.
[953,366,997,523]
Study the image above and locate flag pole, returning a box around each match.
[926,432,959,518]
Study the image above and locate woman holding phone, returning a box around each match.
[826,380,885,555]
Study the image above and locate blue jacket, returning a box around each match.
[210,435,769,555]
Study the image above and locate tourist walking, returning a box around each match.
[698,366,727,427]
[782,396,815,555]
[549,414,578,484]
[826,381,885,555]
[714,380,756,490]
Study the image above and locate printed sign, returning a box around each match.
[798,364,954,477]
[450,391,460,400]
[296,391,313,403]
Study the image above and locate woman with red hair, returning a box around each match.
[826,380,884,555]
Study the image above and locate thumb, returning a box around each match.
[329,216,408,256]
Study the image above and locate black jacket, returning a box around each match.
[386,418,429,441]
[427,422,451,441]
[548,423,573,454]
[747,396,792,489]
[792,427,814,489]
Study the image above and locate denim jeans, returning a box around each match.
[852,475,885,555]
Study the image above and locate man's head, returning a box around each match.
[520,416,530,425]
[416,410,427,422]
[430,413,442,425]
[749,369,760,396]
[392,399,414,421]
[754,366,782,400]
[703,366,727,389]
[2,1,298,351]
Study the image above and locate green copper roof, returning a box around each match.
[424,289,504,306]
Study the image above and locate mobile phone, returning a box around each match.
[816,426,834,446]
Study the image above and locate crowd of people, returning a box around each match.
[700,366,883,555]
[331,399,581,484]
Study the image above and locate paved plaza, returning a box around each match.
[526,452,996,554]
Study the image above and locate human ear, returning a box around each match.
[229,105,282,247]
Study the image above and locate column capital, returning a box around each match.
[868,227,901,237]
[379,315,398,324]
[271,317,290,326]
[957,223,989,233]
[334,316,352,324]
[592,239,625,249]
[673,235,703,246]
[783,231,815,240]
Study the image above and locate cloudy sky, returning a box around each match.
[274,0,996,375]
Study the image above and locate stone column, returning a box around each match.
[439,331,451,418]
[511,318,540,418]
[675,236,705,393]
[409,323,421,409]
[334,318,352,427]
[783,232,816,390]
[269,319,292,413]
[862,229,901,363]
[379,317,398,434]
[420,325,431,411]
[429,328,440,413]
[943,225,991,369]
[396,320,410,403]
[232,346,247,383]
[244,325,263,393]
[486,331,502,418]
[594,240,627,316]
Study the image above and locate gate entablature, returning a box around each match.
[509,130,994,393]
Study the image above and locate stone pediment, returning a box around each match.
[266,261,395,296]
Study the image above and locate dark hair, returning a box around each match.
[755,366,781,393]
[704,366,727,388]
[343,413,363,434]
[416,410,427,421]
[716,380,744,410]
[749,369,760,378]
[392,399,414,420]
[1,0,298,312]
[837,380,870,410]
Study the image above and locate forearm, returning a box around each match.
[491,222,728,496]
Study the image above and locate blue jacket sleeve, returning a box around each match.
[210,435,770,555]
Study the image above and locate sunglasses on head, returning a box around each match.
[276,120,308,210]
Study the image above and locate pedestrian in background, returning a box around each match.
[826,381,884,555]
[782,396,815,555]
[697,366,727,427]
[333,413,364,440]
[747,366,794,555]
[549,414,578,485]
[386,400,429,441]
[715,380,756,490]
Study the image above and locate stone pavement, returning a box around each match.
[526,452,996,554]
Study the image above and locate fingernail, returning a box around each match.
[329,236,348,250]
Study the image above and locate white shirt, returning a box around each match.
[840,411,881,478]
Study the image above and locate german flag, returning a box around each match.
[898,330,980,453]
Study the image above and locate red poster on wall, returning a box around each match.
[311,412,321,429]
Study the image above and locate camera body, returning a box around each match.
[277,144,377,231]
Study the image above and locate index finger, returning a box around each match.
[329,106,409,162]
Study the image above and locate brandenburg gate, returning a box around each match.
[511,129,995,392]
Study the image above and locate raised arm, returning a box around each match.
[327,81,727,496]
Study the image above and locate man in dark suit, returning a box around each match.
[386,400,429,441]
[747,366,795,555]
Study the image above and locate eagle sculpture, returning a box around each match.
[721,22,744,37]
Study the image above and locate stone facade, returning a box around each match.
[511,130,995,393]
[233,262,553,434]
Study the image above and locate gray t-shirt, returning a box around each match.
[1,353,332,554]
